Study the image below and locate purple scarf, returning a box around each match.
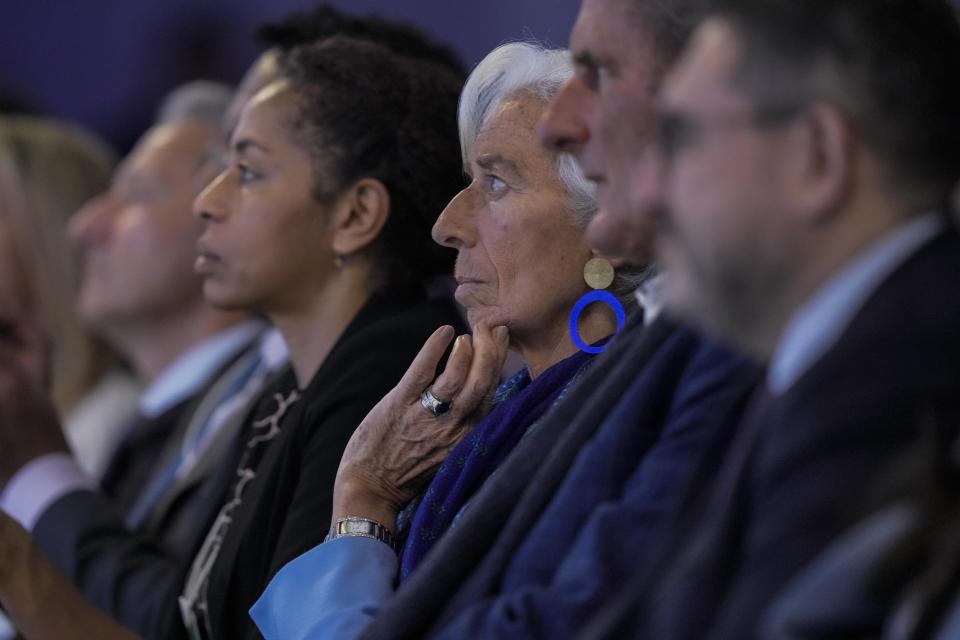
[398,344,602,581]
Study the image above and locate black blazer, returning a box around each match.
[179,292,464,640]
[36,292,463,640]
[594,222,960,640]
[100,396,202,515]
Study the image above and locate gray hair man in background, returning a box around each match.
[0,79,289,638]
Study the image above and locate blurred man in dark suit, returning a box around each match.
[588,1,960,637]
[0,82,277,638]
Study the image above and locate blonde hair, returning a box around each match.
[0,116,117,413]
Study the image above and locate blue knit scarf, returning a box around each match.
[398,344,602,581]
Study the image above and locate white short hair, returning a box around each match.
[458,42,596,225]
[459,42,648,301]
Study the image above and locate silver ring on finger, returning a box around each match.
[420,387,451,417]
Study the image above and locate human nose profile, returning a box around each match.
[193,170,230,223]
[69,192,116,250]
[432,188,477,249]
[539,78,590,156]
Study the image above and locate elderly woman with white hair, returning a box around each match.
[250,41,645,639]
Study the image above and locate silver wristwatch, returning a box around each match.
[326,516,397,551]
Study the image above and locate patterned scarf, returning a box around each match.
[398,344,603,581]
[180,383,301,640]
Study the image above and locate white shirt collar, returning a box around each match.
[258,326,290,371]
[139,320,265,418]
[767,212,944,395]
[635,273,665,326]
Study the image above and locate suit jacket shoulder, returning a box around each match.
[32,332,262,639]
[640,224,960,640]
[361,320,762,639]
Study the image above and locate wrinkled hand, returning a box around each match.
[0,344,67,488]
[333,323,510,531]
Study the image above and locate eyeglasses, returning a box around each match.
[653,104,800,163]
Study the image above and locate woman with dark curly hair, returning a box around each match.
[0,36,466,640]
[178,36,467,640]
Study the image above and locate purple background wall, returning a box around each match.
[0,0,582,152]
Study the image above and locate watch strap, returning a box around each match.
[326,516,397,552]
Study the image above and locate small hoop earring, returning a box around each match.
[569,257,626,354]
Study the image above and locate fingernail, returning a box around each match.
[438,325,455,340]
[495,326,509,341]
[451,335,465,356]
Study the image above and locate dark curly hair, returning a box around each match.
[256,4,466,77]
[278,36,465,290]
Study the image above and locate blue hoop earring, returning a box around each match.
[570,258,627,355]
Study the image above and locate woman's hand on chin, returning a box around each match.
[332,322,510,531]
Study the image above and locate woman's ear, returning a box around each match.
[330,178,391,257]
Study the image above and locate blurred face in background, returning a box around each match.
[70,120,220,331]
[540,0,660,266]
[0,117,115,398]
[654,20,804,352]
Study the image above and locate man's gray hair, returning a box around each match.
[459,42,647,303]
[155,80,233,128]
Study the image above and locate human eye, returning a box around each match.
[235,163,259,184]
[577,61,600,90]
[577,53,616,92]
[486,174,507,195]
[596,62,616,84]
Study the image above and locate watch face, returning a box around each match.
[343,520,374,535]
[330,518,395,551]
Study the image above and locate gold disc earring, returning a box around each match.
[583,257,615,290]
[569,256,626,354]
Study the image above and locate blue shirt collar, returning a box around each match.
[140,320,264,418]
